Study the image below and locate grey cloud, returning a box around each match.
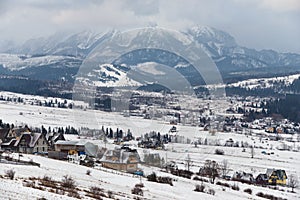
[123,0,160,16]
[0,0,299,53]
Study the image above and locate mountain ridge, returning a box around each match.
[0,26,299,87]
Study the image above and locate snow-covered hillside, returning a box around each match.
[76,64,141,87]
[0,54,81,71]
[228,73,300,89]
[3,152,295,200]
[4,30,115,58]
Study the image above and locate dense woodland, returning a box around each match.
[264,94,300,123]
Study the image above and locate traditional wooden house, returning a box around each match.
[53,141,101,157]
[7,127,31,140]
[100,148,141,173]
[266,169,287,185]
[54,140,84,154]
[256,173,269,185]
[14,132,49,154]
[46,132,65,150]
[232,171,255,183]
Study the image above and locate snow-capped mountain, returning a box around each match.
[0,54,81,71]
[0,54,82,82]
[187,26,300,72]
[0,26,300,87]
[5,30,115,58]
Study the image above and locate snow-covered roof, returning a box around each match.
[14,132,42,147]
[1,138,17,146]
[54,140,98,157]
[100,148,140,164]
[54,140,78,145]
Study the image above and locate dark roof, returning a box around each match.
[266,169,287,180]
[1,139,17,147]
[14,132,43,147]
[256,173,268,180]
[12,127,30,137]
[0,128,10,141]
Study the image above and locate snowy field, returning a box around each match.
[0,98,300,199]
[0,152,299,200]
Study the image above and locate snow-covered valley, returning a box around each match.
[0,96,299,200]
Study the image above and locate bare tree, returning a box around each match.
[221,159,230,178]
[199,160,220,183]
[289,174,299,193]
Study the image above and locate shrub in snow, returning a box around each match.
[193,176,209,182]
[42,175,52,182]
[215,149,225,155]
[68,190,81,198]
[86,169,91,176]
[244,188,252,194]
[157,176,173,186]
[132,186,143,196]
[208,189,215,195]
[5,169,15,180]
[147,172,157,182]
[107,190,113,198]
[256,192,264,197]
[194,184,205,192]
[231,183,240,191]
[256,192,287,200]
[41,175,57,188]
[135,183,144,188]
[147,172,173,186]
[216,181,230,188]
[61,175,76,189]
[88,186,105,199]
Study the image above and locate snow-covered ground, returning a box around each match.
[0,96,300,199]
[0,151,299,200]
[228,73,300,89]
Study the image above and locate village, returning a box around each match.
[0,90,299,199]
[0,112,299,199]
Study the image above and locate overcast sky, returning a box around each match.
[0,0,299,53]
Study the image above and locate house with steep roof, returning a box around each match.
[7,127,31,139]
[54,140,102,157]
[266,169,287,185]
[232,171,255,183]
[14,132,49,154]
[256,173,269,185]
[46,132,65,150]
[100,147,141,173]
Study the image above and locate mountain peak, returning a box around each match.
[188,25,237,47]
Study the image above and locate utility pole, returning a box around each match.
[251,145,254,159]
